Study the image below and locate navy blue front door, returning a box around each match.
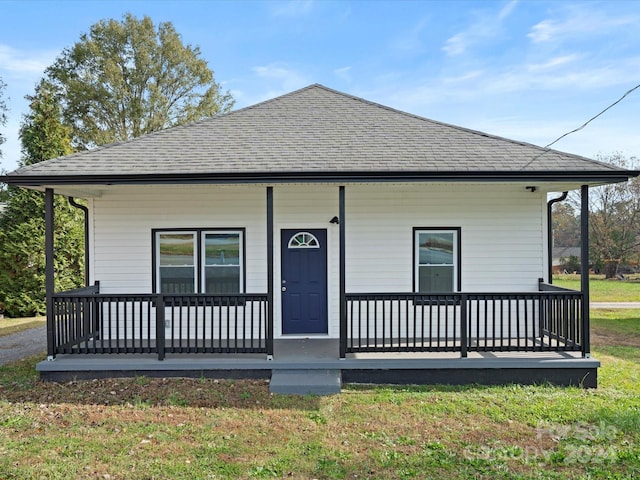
[281,229,328,334]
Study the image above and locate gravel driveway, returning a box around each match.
[0,325,47,366]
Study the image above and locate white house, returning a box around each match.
[2,85,637,393]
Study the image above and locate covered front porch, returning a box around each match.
[39,280,598,389]
[37,183,597,391]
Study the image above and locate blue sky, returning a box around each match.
[1,0,639,172]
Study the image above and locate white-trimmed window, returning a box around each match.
[154,229,244,294]
[414,228,460,293]
[202,232,242,293]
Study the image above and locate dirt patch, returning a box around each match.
[592,327,640,348]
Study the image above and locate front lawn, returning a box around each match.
[0,310,638,479]
[0,316,45,338]
[552,274,640,302]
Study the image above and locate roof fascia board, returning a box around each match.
[1,170,635,187]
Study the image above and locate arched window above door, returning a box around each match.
[288,231,320,249]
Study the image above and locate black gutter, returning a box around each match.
[547,191,569,284]
[68,197,90,287]
[1,170,636,186]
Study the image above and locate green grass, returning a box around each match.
[0,316,45,337]
[553,274,640,302]
[591,309,640,364]
[0,311,639,479]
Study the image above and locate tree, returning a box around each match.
[45,13,234,149]
[552,202,580,247]
[588,153,640,278]
[0,83,84,317]
[0,76,7,158]
[0,78,8,158]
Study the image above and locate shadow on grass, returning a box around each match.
[0,354,571,411]
[0,353,322,411]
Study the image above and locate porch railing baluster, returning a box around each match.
[49,291,269,357]
[49,286,581,358]
[344,289,582,355]
[460,294,468,358]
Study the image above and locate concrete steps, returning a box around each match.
[269,369,342,395]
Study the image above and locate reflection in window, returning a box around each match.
[158,233,196,293]
[155,230,244,294]
[415,230,459,293]
[204,233,241,293]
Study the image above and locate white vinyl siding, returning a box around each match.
[346,184,545,293]
[88,183,546,339]
[91,185,265,294]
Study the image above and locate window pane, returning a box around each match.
[158,233,195,293]
[205,234,240,266]
[418,232,454,265]
[160,266,195,293]
[419,265,454,292]
[205,266,240,293]
[160,234,195,266]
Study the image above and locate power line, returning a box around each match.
[520,82,640,169]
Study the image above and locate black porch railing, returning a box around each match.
[343,286,584,358]
[51,285,271,360]
[50,284,584,361]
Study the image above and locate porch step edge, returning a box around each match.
[269,369,342,395]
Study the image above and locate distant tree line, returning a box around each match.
[552,153,640,278]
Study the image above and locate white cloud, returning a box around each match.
[269,0,314,18]
[442,70,484,84]
[442,1,518,57]
[390,19,429,56]
[442,33,469,57]
[526,54,580,72]
[253,63,309,89]
[0,44,59,171]
[528,8,638,44]
[498,0,519,21]
[333,66,352,82]
[0,44,56,80]
[246,63,311,104]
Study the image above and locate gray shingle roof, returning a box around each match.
[4,84,631,182]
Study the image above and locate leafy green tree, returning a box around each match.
[45,13,234,149]
[588,154,640,278]
[0,83,84,317]
[0,77,7,202]
[552,202,580,247]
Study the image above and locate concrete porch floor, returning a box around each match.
[37,338,600,390]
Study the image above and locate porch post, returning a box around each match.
[45,188,55,360]
[266,187,274,358]
[339,186,346,359]
[580,185,591,358]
